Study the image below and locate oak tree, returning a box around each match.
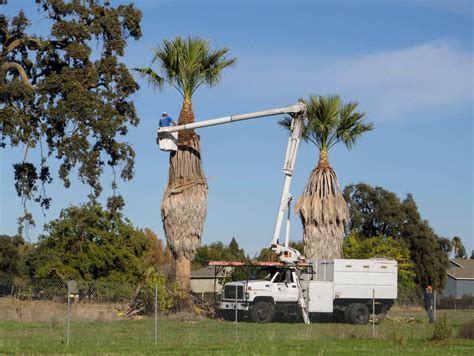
[0,0,142,231]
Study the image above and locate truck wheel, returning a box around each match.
[348,303,370,325]
[344,304,354,322]
[250,301,275,323]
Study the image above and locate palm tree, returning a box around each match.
[134,36,236,289]
[280,95,373,259]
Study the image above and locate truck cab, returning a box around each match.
[218,267,301,323]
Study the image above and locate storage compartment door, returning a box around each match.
[308,282,333,313]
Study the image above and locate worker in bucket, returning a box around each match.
[423,285,435,323]
[159,112,176,127]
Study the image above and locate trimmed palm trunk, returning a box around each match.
[161,100,207,290]
[296,150,349,259]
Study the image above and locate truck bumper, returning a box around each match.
[218,301,249,311]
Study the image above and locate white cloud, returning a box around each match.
[222,41,472,122]
[320,41,473,120]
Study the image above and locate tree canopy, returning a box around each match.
[343,233,416,298]
[27,202,151,282]
[451,236,467,259]
[194,237,247,269]
[0,234,25,279]
[0,0,142,230]
[344,183,450,289]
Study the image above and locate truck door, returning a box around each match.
[270,270,299,302]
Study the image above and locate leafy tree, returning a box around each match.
[451,236,467,259]
[134,36,236,289]
[344,183,404,238]
[438,237,452,255]
[28,202,150,282]
[0,0,142,231]
[142,228,172,268]
[280,95,373,259]
[344,184,449,289]
[194,238,246,269]
[400,194,450,289]
[0,234,23,279]
[343,233,417,298]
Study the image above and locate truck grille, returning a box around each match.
[224,285,244,300]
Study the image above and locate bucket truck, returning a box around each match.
[157,104,398,324]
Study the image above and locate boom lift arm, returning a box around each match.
[157,103,307,265]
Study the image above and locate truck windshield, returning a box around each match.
[250,268,276,281]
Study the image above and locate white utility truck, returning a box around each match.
[216,258,397,324]
[157,103,398,324]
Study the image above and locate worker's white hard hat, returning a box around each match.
[162,112,168,116]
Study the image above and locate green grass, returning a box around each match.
[0,309,473,355]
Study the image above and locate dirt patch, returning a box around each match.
[0,297,123,323]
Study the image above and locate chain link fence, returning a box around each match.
[1,278,473,351]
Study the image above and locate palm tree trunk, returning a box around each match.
[161,98,208,290]
[296,151,349,259]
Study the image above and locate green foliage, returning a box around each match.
[343,233,417,297]
[430,314,452,341]
[134,36,236,100]
[134,266,181,313]
[0,235,23,279]
[344,183,405,238]
[344,183,450,290]
[279,95,373,153]
[451,236,467,259]
[400,194,449,289]
[194,238,246,268]
[0,0,143,228]
[194,238,248,282]
[27,202,150,283]
[458,319,474,339]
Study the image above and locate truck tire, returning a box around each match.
[347,303,370,325]
[250,301,275,323]
[344,304,354,323]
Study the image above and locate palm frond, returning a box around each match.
[285,94,374,153]
[144,36,237,99]
[132,67,165,91]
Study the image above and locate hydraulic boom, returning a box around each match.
[157,103,307,265]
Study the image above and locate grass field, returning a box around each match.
[0,308,473,355]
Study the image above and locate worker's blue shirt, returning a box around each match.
[159,116,174,127]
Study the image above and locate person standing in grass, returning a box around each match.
[423,285,435,323]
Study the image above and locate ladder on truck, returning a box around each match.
[296,277,310,324]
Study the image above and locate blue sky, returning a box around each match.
[1,0,473,257]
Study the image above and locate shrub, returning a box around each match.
[458,319,474,339]
[430,314,452,341]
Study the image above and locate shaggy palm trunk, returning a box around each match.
[296,150,349,259]
[161,98,208,290]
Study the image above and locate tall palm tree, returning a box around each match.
[134,36,236,289]
[280,95,373,259]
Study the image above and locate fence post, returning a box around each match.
[154,283,158,345]
[235,285,238,341]
[67,280,71,346]
[372,289,375,337]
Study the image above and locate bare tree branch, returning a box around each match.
[1,62,36,89]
